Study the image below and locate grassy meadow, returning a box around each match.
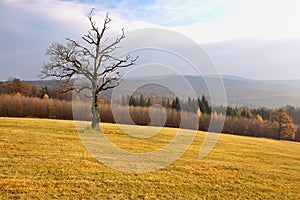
[0,117,300,199]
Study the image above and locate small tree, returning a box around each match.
[270,109,297,140]
[41,10,137,129]
[256,114,263,122]
[171,97,180,110]
[198,95,211,114]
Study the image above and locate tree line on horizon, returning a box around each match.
[0,78,72,101]
[0,78,299,141]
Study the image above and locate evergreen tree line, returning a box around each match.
[123,94,271,120]
[125,95,211,114]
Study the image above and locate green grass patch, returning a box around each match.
[0,117,300,199]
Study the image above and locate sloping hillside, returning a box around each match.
[0,117,299,199]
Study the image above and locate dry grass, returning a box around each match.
[0,117,300,199]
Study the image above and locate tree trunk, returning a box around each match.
[91,92,100,130]
[278,123,282,140]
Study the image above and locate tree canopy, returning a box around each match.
[270,109,297,140]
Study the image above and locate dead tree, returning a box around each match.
[41,9,137,129]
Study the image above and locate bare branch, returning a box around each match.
[97,76,119,93]
[41,9,137,129]
[99,13,111,43]
[99,54,138,77]
[101,29,125,54]
[66,38,94,57]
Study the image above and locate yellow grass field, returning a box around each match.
[0,117,300,199]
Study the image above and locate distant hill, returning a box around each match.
[21,76,300,108]
[24,80,58,88]
[119,75,300,108]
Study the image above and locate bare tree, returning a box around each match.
[41,9,137,130]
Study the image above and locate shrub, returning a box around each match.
[0,94,73,119]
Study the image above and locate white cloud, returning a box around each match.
[203,38,300,80]
[1,0,93,37]
[1,0,300,80]
[173,0,300,43]
[0,0,159,80]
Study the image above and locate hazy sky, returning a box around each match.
[1,0,300,80]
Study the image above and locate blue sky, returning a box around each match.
[1,0,300,80]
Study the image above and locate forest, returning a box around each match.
[0,78,299,141]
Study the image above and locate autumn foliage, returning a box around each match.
[0,79,299,141]
[0,92,299,141]
[0,78,71,100]
[0,94,72,119]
